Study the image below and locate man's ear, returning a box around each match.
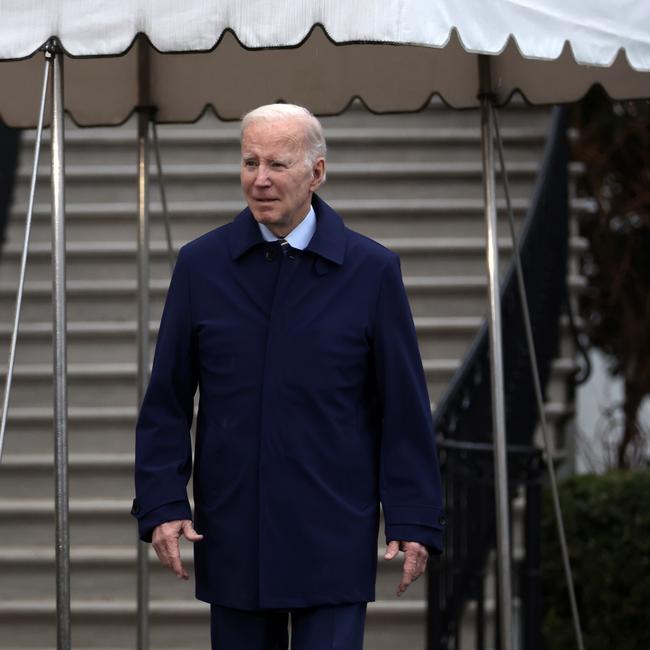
[310,158,326,191]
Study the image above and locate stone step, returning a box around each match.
[0,397,572,494]
[1,406,140,457]
[10,186,595,246]
[0,496,376,550]
[0,274,588,322]
[0,319,477,365]
[0,454,136,500]
[14,161,576,203]
[0,355,578,409]
[0,362,138,408]
[0,318,483,364]
[0,545,424,603]
[0,315,582,365]
[404,274,585,318]
[0,398,574,458]
[0,235,588,282]
[0,498,137,546]
[8,196,585,244]
[24,123,548,165]
[0,598,425,650]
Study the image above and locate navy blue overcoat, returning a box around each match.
[132,194,445,609]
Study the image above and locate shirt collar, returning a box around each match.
[227,194,346,266]
[257,205,316,250]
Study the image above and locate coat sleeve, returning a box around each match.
[131,245,199,542]
[372,253,446,554]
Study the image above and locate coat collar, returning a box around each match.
[227,194,346,266]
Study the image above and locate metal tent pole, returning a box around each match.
[150,121,175,271]
[492,106,586,650]
[47,40,71,650]
[136,107,152,650]
[478,55,514,650]
[0,59,50,462]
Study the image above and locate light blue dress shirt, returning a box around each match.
[257,205,316,250]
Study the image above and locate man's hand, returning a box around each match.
[152,519,204,580]
[384,540,428,597]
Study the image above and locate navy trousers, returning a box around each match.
[210,603,367,650]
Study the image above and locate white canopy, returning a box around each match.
[0,0,649,126]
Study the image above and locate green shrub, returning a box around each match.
[541,471,650,650]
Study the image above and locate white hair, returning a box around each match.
[241,103,327,166]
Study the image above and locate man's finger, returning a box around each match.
[152,532,173,568]
[394,542,430,597]
[164,536,179,567]
[397,550,418,596]
[152,544,167,566]
[181,520,204,542]
[384,540,400,560]
[151,520,191,578]
[416,552,428,576]
[165,539,188,579]
[409,546,428,579]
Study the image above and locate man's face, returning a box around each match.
[240,119,325,237]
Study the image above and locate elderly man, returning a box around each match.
[132,104,445,649]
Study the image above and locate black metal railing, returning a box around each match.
[427,106,569,650]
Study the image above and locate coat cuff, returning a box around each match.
[131,499,192,543]
[385,523,444,555]
[382,504,447,528]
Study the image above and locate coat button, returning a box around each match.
[438,515,447,527]
[131,500,141,515]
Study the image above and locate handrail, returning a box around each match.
[433,106,568,444]
[428,106,569,649]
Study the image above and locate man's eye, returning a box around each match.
[243,160,258,168]
[270,161,286,169]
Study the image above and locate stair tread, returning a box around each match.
[0,498,132,512]
[0,544,399,563]
[2,399,572,423]
[0,356,577,375]
[9,195,594,218]
[19,160,557,178]
[0,235,588,256]
[0,314,583,334]
[0,275,589,294]
[0,453,134,467]
[10,196,538,217]
[0,598,424,614]
[5,405,136,419]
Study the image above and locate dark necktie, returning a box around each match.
[264,238,293,261]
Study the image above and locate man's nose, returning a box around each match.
[254,164,272,186]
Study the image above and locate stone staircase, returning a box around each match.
[0,100,583,649]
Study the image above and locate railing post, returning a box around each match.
[524,468,542,650]
[427,557,442,650]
